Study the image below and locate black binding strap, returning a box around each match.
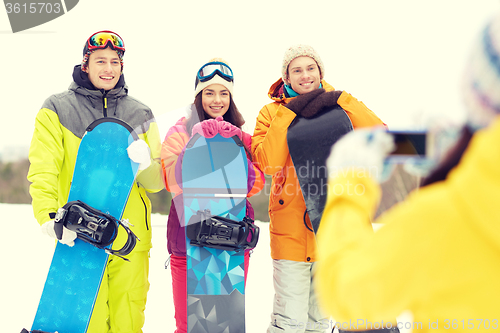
[186,209,259,252]
[54,200,138,260]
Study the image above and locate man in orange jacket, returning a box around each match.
[252,44,388,333]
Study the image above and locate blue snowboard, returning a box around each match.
[287,105,353,233]
[182,133,248,333]
[28,118,139,333]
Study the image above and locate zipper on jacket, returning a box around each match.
[103,97,108,117]
[101,89,108,117]
[139,189,149,230]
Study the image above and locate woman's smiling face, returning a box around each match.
[201,84,231,118]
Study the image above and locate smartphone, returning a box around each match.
[386,130,433,161]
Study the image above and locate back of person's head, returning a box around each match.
[281,44,325,82]
[423,13,500,186]
[462,12,500,130]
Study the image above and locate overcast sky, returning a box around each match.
[1,0,498,152]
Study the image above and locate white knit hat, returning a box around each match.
[194,58,234,97]
[462,13,500,129]
[282,44,325,82]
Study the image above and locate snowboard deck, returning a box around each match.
[182,133,248,333]
[27,118,139,333]
[287,105,353,233]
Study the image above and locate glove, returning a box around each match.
[127,139,151,170]
[402,158,437,177]
[192,117,242,139]
[327,127,395,182]
[285,88,325,115]
[192,118,219,138]
[41,220,77,247]
[217,118,242,139]
[300,90,343,118]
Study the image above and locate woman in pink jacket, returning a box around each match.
[160,58,265,333]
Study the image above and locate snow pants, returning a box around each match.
[268,259,327,333]
[87,250,150,333]
[170,251,250,333]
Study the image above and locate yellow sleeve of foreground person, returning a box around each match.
[316,172,462,327]
[316,172,400,325]
[316,119,500,329]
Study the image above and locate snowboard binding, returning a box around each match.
[186,209,259,252]
[54,200,139,261]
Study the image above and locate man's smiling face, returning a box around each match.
[285,56,321,95]
[85,47,121,90]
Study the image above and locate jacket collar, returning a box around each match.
[71,65,127,97]
[267,78,334,103]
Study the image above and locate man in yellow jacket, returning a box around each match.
[316,13,500,333]
[252,44,386,332]
[27,31,164,332]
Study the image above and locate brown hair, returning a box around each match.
[185,91,252,160]
[185,92,244,134]
[421,126,474,187]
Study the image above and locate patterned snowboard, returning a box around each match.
[28,118,139,333]
[182,133,248,333]
[287,105,353,233]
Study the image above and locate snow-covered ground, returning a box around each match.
[2,203,274,332]
[3,203,411,333]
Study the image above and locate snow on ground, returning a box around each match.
[2,203,412,333]
[1,203,274,332]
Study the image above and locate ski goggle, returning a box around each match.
[86,31,125,52]
[196,61,234,83]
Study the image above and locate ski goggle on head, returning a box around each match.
[196,62,234,83]
[86,31,125,53]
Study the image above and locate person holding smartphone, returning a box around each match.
[316,13,500,331]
